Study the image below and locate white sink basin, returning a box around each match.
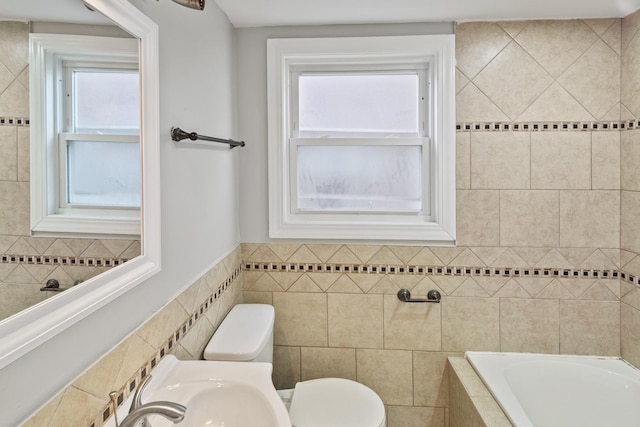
[139,355,291,427]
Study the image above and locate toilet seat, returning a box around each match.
[289,378,386,427]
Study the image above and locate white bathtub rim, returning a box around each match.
[464,351,640,427]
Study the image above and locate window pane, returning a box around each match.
[74,71,139,133]
[298,73,419,137]
[297,145,422,212]
[67,140,140,207]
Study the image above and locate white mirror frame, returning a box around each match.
[0,0,160,370]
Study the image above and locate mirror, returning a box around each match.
[0,1,140,321]
[0,0,160,368]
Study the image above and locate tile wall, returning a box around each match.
[242,17,640,427]
[20,246,243,427]
[0,22,140,320]
[620,11,640,369]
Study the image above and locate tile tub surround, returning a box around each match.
[0,22,141,321]
[621,10,640,371]
[20,246,243,427]
[448,357,512,427]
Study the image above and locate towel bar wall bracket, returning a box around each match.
[171,127,245,149]
[397,288,441,303]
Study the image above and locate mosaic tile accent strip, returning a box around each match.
[0,116,29,126]
[94,265,242,427]
[456,120,640,132]
[0,254,129,268]
[243,262,639,286]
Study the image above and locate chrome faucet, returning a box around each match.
[117,374,186,427]
[119,401,186,427]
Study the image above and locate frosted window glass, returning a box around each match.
[67,140,140,207]
[74,71,139,133]
[297,145,422,211]
[298,74,419,137]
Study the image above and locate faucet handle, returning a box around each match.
[130,374,153,413]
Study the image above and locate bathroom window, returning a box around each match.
[30,34,141,238]
[267,35,456,242]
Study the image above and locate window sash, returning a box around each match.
[58,132,140,211]
[289,137,432,217]
[290,67,428,139]
[62,61,139,134]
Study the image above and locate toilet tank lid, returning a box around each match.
[204,304,274,361]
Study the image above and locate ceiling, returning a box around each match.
[2,0,640,28]
[215,0,640,28]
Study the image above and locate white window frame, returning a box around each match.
[30,33,140,238]
[267,35,456,243]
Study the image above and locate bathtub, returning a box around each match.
[465,352,640,427]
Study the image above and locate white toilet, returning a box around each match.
[204,304,386,427]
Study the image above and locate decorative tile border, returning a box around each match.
[244,262,640,286]
[0,116,29,126]
[456,120,640,132]
[93,265,241,427]
[0,254,129,268]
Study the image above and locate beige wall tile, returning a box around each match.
[136,300,189,350]
[500,298,560,353]
[559,190,620,248]
[47,387,104,427]
[517,82,596,122]
[621,303,640,368]
[0,181,29,235]
[383,295,441,351]
[356,349,413,406]
[0,81,28,117]
[474,42,553,120]
[387,406,445,427]
[414,351,458,407]
[0,22,28,77]
[273,346,301,389]
[621,129,640,191]
[558,40,620,120]
[455,22,512,79]
[500,190,560,247]
[560,300,620,356]
[328,293,383,348]
[621,191,640,254]
[456,132,471,189]
[470,132,530,189]
[0,126,17,181]
[515,20,598,78]
[456,190,500,246]
[242,291,273,304]
[273,292,327,346]
[456,83,510,123]
[531,132,591,189]
[456,68,470,94]
[442,297,500,351]
[592,131,620,190]
[300,347,356,381]
[621,24,640,117]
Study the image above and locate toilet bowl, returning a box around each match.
[204,304,386,427]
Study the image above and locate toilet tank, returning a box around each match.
[203,304,274,363]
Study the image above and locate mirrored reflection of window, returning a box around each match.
[30,34,141,237]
